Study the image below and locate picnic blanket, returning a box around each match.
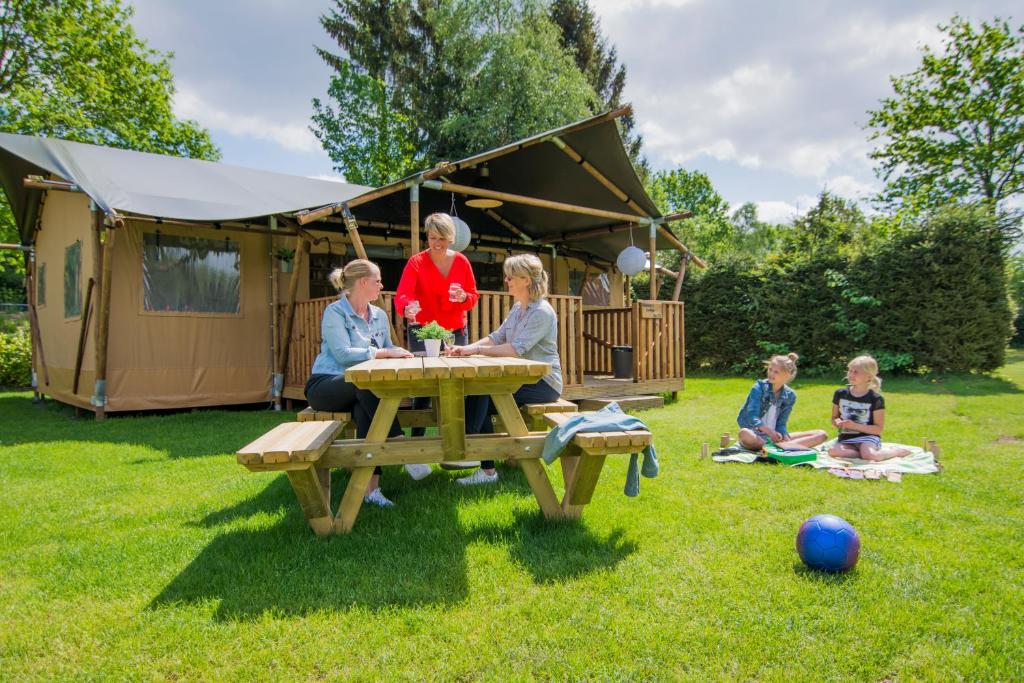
[713,439,939,475]
[541,402,658,497]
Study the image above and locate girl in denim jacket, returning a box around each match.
[736,353,828,451]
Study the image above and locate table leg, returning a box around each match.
[286,466,333,536]
[490,393,529,437]
[519,459,564,519]
[559,454,584,519]
[333,397,401,533]
[335,467,375,533]
[437,378,466,461]
[566,454,607,506]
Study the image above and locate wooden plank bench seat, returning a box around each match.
[297,406,437,430]
[520,397,578,430]
[543,412,653,455]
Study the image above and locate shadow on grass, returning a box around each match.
[791,562,858,583]
[0,394,287,459]
[151,467,637,619]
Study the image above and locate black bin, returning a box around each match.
[611,345,633,379]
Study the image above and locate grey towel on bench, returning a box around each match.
[541,402,658,497]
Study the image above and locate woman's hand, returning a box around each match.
[404,300,421,321]
[446,343,476,357]
[448,284,467,303]
[377,347,413,359]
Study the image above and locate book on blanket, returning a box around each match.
[762,440,817,465]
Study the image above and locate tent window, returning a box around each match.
[64,241,82,318]
[37,263,46,306]
[582,273,611,307]
[569,269,585,296]
[142,233,240,314]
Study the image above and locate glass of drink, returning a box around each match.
[406,300,421,318]
[448,283,462,302]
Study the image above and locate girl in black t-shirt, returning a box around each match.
[828,355,910,461]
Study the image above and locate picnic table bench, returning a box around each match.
[238,357,652,535]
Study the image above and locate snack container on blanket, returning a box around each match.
[763,443,817,465]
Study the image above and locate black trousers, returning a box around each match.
[305,373,404,475]
[407,324,469,437]
[465,379,561,469]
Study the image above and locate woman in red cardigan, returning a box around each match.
[395,212,480,435]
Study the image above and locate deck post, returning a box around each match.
[649,222,657,300]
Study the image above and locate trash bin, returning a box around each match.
[611,345,633,379]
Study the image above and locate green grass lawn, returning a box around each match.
[2,353,1023,680]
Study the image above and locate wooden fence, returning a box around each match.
[582,301,685,381]
[281,291,584,391]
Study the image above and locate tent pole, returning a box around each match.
[410,184,421,254]
[424,180,653,226]
[270,218,281,410]
[276,237,308,409]
[92,221,116,420]
[24,252,48,390]
[72,278,95,394]
[341,206,400,344]
[672,254,688,302]
[649,223,658,301]
[91,208,104,372]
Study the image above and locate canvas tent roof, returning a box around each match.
[329,107,684,263]
[0,132,371,241]
[1,107,692,264]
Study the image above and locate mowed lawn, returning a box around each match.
[1,353,1022,680]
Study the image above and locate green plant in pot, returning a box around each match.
[414,321,454,357]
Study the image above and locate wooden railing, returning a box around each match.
[582,307,632,374]
[632,300,685,382]
[582,301,685,381]
[281,291,584,390]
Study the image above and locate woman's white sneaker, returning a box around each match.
[404,463,432,481]
[363,488,395,507]
[456,469,498,486]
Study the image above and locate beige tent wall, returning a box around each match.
[32,192,94,409]
[102,221,273,411]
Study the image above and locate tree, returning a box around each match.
[314,0,600,178]
[647,168,733,267]
[311,61,422,186]
[0,0,218,287]
[777,191,870,261]
[548,0,643,169]
[867,16,1024,214]
[730,202,782,258]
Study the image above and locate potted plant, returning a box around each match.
[414,320,454,357]
[274,247,295,273]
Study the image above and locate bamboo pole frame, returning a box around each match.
[649,224,658,300]
[672,255,688,302]
[275,237,309,403]
[92,223,116,420]
[422,180,654,226]
[72,278,95,394]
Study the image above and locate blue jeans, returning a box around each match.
[465,379,561,469]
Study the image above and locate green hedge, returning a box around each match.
[0,316,31,388]
[681,206,1013,374]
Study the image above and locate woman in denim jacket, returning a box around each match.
[305,259,418,508]
[736,353,828,451]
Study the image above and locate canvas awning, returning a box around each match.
[0,133,371,241]
[305,106,696,265]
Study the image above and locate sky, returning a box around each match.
[129,0,1019,224]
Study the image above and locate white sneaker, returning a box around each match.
[404,463,432,481]
[363,488,395,507]
[456,469,498,486]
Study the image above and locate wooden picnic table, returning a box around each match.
[237,356,653,535]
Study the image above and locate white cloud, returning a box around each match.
[174,87,321,154]
[824,174,879,201]
[755,200,805,224]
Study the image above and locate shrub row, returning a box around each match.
[0,316,31,387]
[679,207,1013,374]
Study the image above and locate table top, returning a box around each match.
[345,356,550,384]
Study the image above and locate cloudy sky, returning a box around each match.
[129,0,1018,223]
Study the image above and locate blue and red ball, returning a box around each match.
[796,514,860,572]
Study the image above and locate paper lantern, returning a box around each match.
[452,216,472,252]
[616,245,647,276]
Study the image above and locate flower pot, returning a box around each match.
[423,338,442,357]
[278,258,293,273]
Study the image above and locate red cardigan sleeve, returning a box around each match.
[394,252,422,317]
[453,253,479,311]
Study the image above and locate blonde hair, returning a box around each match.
[765,352,800,379]
[848,355,882,391]
[327,259,378,293]
[424,213,456,242]
[504,253,548,301]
